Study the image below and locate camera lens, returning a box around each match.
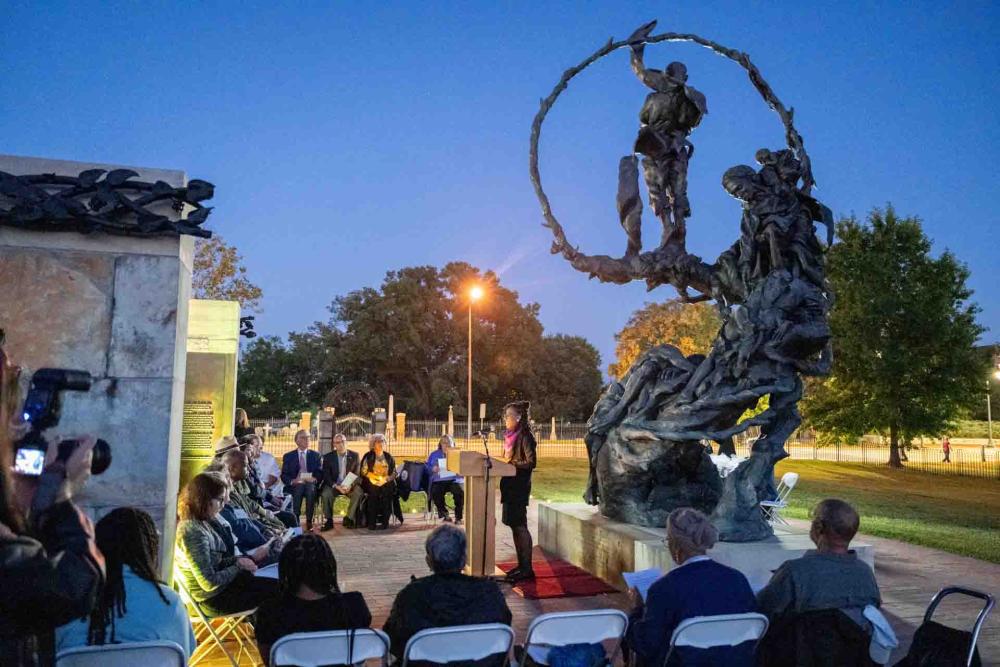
[56,438,112,475]
[91,439,111,475]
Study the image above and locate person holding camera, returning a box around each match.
[0,350,105,667]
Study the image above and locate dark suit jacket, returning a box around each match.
[320,450,360,489]
[280,448,321,486]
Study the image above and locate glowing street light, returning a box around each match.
[468,285,484,444]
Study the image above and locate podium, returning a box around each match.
[446,449,516,576]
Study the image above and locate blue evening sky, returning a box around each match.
[3,2,997,372]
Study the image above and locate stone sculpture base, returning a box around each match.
[538,503,874,592]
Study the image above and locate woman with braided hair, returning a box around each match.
[56,507,195,656]
[625,507,757,667]
[499,400,537,583]
[255,534,371,665]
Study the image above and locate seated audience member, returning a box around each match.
[234,408,255,441]
[627,508,757,667]
[755,499,884,665]
[222,449,288,538]
[384,525,512,663]
[281,430,321,531]
[57,508,195,656]
[253,435,283,495]
[359,434,397,530]
[320,434,363,531]
[175,472,278,616]
[201,462,271,552]
[425,435,464,523]
[256,534,371,664]
[246,435,296,527]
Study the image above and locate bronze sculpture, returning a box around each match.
[530,21,833,541]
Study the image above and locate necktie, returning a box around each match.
[300,451,306,476]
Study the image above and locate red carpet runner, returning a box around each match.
[497,548,618,600]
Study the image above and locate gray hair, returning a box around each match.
[667,507,718,555]
[333,433,347,443]
[425,524,467,573]
[812,498,860,544]
[369,433,387,447]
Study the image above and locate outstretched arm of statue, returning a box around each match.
[627,21,662,89]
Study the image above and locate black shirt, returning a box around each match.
[255,591,371,654]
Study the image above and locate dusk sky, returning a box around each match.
[3,2,997,372]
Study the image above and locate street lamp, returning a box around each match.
[467,285,484,444]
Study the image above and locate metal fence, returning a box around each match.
[249,418,1000,479]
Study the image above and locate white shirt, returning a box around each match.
[256,451,281,489]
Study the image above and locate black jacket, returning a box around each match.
[320,450,361,490]
[359,450,396,481]
[0,486,104,667]
[508,429,537,471]
[383,572,512,662]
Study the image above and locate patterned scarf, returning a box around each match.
[504,425,520,458]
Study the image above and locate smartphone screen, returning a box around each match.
[14,447,46,476]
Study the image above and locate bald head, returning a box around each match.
[811,498,860,550]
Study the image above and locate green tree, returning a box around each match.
[609,299,720,378]
[803,207,986,466]
[237,336,308,417]
[193,236,263,312]
[532,335,604,420]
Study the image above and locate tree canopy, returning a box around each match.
[802,206,986,466]
[237,262,604,420]
[193,236,263,312]
[608,299,720,378]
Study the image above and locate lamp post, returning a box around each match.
[467,285,484,445]
[989,368,1000,447]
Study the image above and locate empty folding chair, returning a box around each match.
[896,586,995,667]
[403,623,514,667]
[665,612,769,665]
[270,628,390,667]
[57,640,186,667]
[520,609,628,665]
[759,471,798,525]
[173,568,256,667]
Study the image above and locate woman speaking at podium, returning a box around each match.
[499,400,537,583]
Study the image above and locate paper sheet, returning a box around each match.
[254,563,279,579]
[622,568,663,602]
[341,472,358,488]
[436,457,457,480]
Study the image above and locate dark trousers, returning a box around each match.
[199,571,279,616]
[362,479,396,528]
[287,482,317,524]
[431,480,464,520]
[275,510,298,528]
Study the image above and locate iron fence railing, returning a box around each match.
[248,418,1000,479]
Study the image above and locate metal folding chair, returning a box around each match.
[57,641,187,667]
[759,471,798,525]
[403,623,514,667]
[919,586,995,667]
[521,609,628,665]
[664,612,769,665]
[174,568,257,666]
[270,629,390,667]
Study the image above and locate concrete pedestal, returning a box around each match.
[0,154,195,577]
[539,503,874,591]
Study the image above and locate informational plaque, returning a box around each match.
[182,400,215,452]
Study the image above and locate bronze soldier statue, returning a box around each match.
[626,20,707,248]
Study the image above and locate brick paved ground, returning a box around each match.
[202,502,999,665]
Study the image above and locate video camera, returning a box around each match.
[13,368,111,477]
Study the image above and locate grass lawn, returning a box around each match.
[512,458,1000,563]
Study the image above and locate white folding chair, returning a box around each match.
[173,567,256,667]
[270,629,390,667]
[664,613,768,665]
[759,471,798,525]
[403,623,514,667]
[521,609,628,665]
[57,640,186,666]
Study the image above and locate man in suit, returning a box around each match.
[319,434,363,531]
[280,429,321,530]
